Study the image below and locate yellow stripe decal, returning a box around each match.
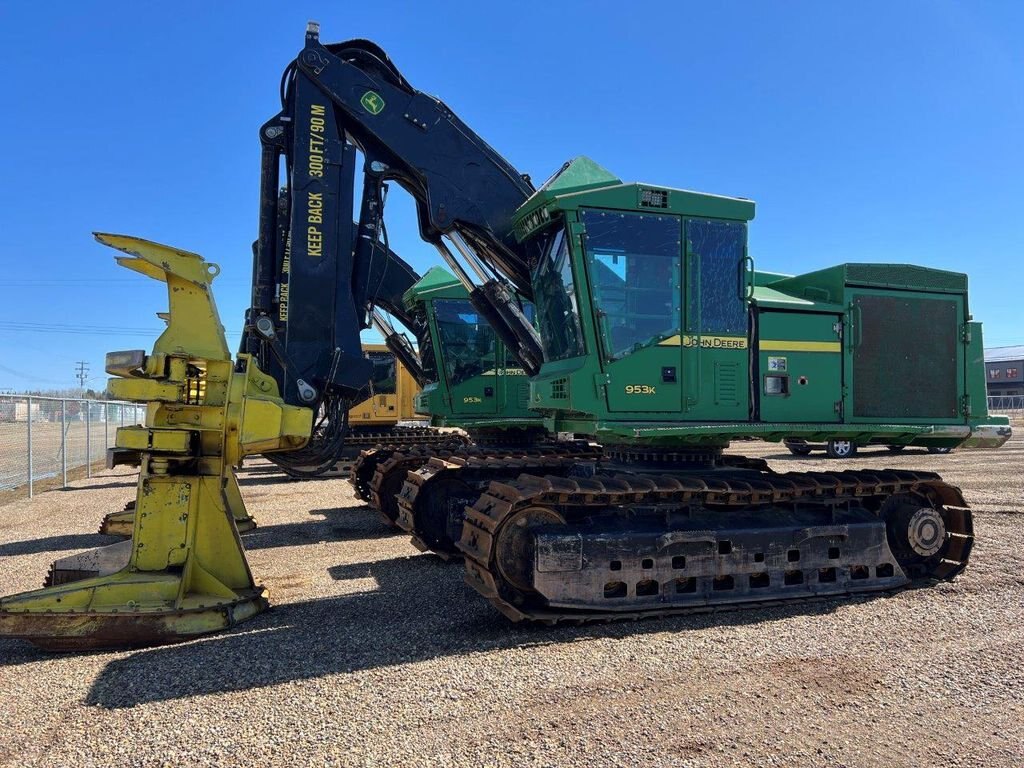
[759,340,841,353]
[655,336,839,352]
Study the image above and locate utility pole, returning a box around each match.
[75,361,89,395]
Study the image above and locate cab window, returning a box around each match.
[433,299,497,385]
[365,351,397,394]
[581,209,681,359]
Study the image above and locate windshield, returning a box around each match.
[433,299,497,385]
[582,209,681,359]
[532,226,585,361]
[685,218,747,335]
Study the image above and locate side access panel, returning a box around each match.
[447,373,500,416]
[495,363,532,417]
[602,345,685,414]
[757,311,843,423]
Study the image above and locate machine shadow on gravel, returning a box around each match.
[55,480,137,492]
[75,552,882,710]
[0,532,112,558]
[238,506,402,550]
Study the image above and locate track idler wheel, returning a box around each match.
[882,491,973,581]
[493,506,567,596]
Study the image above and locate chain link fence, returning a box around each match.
[0,392,1015,502]
[989,395,1024,420]
[989,395,1024,410]
[0,395,144,500]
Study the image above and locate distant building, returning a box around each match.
[985,345,1024,398]
[0,399,41,422]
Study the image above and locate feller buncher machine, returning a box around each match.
[350,266,599,554]
[0,23,1010,649]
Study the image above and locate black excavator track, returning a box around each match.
[351,427,556,507]
[351,448,389,503]
[279,427,468,479]
[458,466,973,624]
[364,444,468,528]
[354,441,601,532]
[393,443,603,558]
[352,441,471,526]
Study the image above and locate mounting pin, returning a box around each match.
[296,379,318,403]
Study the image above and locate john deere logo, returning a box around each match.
[360,91,385,115]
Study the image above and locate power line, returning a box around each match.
[0,363,65,384]
[0,321,240,337]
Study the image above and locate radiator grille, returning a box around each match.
[853,295,959,418]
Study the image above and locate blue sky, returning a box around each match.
[0,1,1021,391]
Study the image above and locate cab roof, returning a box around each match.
[513,157,755,242]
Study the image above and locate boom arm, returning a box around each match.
[244,165,431,473]
[262,23,546,375]
[245,183,427,405]
[371,307,425,387]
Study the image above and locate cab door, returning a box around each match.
[581,209,684,414]
[680,218,750,421]
[431,298,499,416]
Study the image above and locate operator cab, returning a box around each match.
[404,267,536,423]
[518,157,755,423]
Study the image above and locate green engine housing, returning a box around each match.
[514,157,1010,450]
[404,267,543,436]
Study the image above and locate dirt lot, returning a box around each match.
[0,433,1021,768]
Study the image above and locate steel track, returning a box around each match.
[394,444,603,557]
[459,467,973,623]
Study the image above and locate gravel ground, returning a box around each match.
[0,432,1022,768]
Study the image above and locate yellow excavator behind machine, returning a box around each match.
[346,344,421,434]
